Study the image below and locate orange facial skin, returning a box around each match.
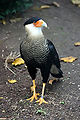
[33,20,43,27]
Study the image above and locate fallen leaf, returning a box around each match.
[49,78,59,84]
[60,56,78,62]
[5,52,20,65]
[36,109,46,115]
[10,18,22,23]
[12,58,25,66]
[74,42,80,46]
[71,0,80,5]
[1,20,6,25]
[49,80,53,85]
[78,4,80,7]
[52,2,60,7]
[60,101,65,104]
[0,97,4,99]
[8,79,17,84]
[0,118,7,120]
[40,5,50,9]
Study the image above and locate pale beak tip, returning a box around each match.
[42,20,48,28]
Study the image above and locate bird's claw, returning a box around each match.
[27,93,40,102]
[36,97,48,105]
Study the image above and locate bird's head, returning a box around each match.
[24,17,47,37]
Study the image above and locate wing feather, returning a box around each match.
[47,39,61,68]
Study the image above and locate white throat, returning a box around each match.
[25,23,43,38]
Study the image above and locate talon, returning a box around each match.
[36,97,48,105]
[27,80,40,102]
[27,93,40,102]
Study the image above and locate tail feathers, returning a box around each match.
[50,65,63,78]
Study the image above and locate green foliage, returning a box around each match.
[0,0,33,19]
[36,109,46,115]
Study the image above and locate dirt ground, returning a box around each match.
[0,0,80,120]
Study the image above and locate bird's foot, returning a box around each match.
[36,97,48,105]
[27,92,40,102]
[31,85,36,92]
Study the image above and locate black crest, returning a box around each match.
[24,17,41,26]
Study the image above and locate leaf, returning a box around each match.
[0,97,4,99]
[8,79,17,84]
[49,80,53,85]
[52,2,60,7]
[10,18,22,23]
[0,118,7,120]
[11,9,16,14]
[60,101,65,104]
[71,0,80,5]
[12,58,25,66]
[36,109,46,115]
[60,56,78,63]
[40,5,50,9]
[49,78,59,84]
[1,20,6,25]
[74,42,80,46]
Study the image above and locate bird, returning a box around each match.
[20,17,63,105]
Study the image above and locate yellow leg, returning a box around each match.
[36,83,48,105]
[27,80,39,102]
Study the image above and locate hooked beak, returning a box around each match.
[42,20,47,28]
[33,19,47,28]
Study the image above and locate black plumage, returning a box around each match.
[20,38,63,83]
[20,17,63,104]
[24,17,41,26]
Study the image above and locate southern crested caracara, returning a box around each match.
[20,17,63,105]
